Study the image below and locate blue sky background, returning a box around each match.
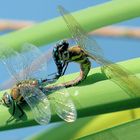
[0,0,140,140]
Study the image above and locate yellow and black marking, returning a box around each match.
[58,45,92,87]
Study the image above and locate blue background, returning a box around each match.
[0,0,140,139]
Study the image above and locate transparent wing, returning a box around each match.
[58,6,140,98]
[58,5,103,59]
[20,86,51,125]
[48,84,77,122]
[0,46,27,89]
[21,43,53,80]
[0,43,53,90]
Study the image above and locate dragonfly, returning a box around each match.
[57,5,140,98]
[0,43,77,125]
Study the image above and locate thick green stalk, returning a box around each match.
[79,118,140,140]
[29,108,140,140]
[0,0,140,51]
[0,58,140,131]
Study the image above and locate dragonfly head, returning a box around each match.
[2,92,14,107]
[54,40,70,62]
[54,40,69,55]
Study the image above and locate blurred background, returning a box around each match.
[0,0,140,139]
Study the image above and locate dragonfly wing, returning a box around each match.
[20,86,51,125]
[101,63,140,97]
[21,43,53,80]
[0,43,53,89]
[48,85,77,122]
[0,46,27,89]
[58,6,140,98]
[58,5,104,59]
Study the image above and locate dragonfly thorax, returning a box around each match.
[10,79,39,103]
[16,79,38,87]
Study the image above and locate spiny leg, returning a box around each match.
[11,101,16,116]
[16,103,25,118]
[6,102,16,124]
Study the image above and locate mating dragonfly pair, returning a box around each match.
[0,6,140,125]
[0,43,77,125]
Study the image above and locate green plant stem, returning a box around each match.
[79,118,140,140]
[0,57,140,131]
[0,0,140,51]
[29,108,140,140]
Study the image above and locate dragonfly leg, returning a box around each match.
[16,103,24,118]
[6,101,16,124]
[11,101,16,116]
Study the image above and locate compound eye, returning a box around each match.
[59,40,64,46]
[62,40,68,44]
[55,43,60,48]
[3,93,13,107]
